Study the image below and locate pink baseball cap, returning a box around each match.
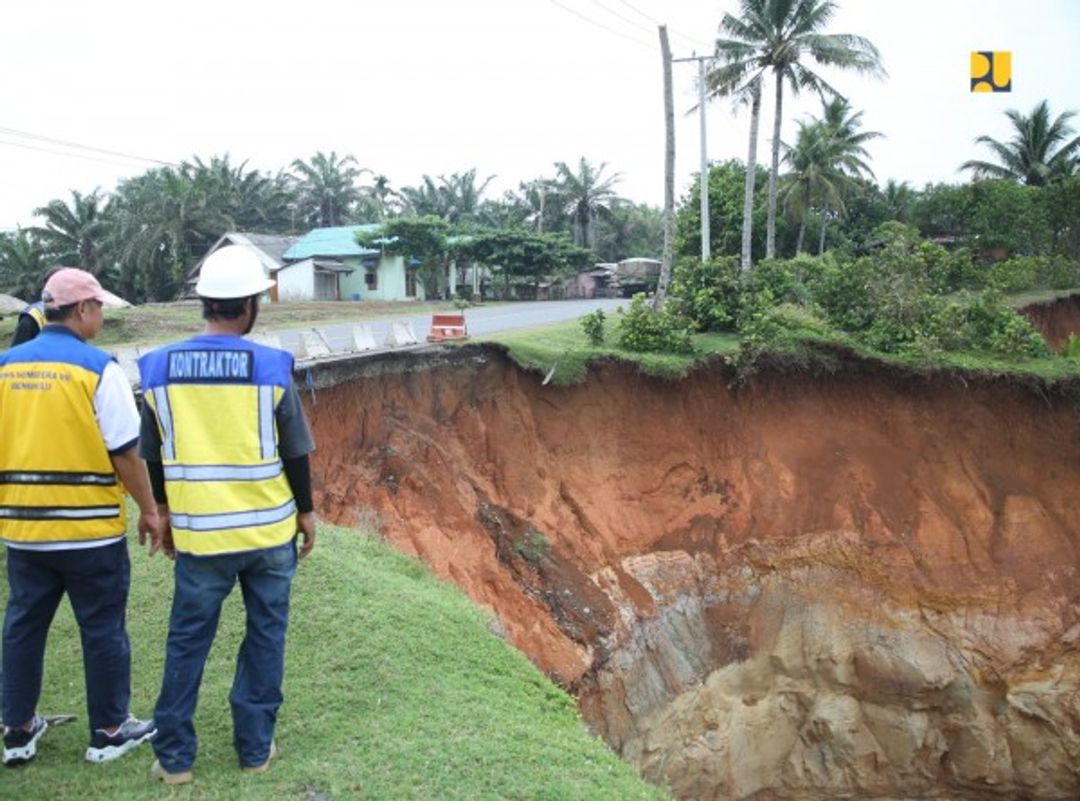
[42,268,126,309]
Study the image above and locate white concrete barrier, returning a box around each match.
[248,332,284,350]
[300,328,333,359]
[384,321,419,347]
[352,325,377,351]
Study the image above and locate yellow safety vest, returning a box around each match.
[0,327,127,545]
[139,337,297,556]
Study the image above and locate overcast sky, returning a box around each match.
[2,0,1077,231]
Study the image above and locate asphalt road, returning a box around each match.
[272,298,626,356]
[112,298,627,380]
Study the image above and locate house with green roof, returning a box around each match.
[279,224,425,301]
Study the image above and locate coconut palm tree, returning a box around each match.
[705,53,764,271]
[290,151,367,227]
[30,189,108,274]
[960,100,1080,186]
[882,179,916,222]
[710,0,884,262]
[552,158,622,249]
[780,96,880,253]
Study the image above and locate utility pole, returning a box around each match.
[654,25,675,307]
[672,53,713,263]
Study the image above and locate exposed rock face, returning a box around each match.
[308,347,1080,800]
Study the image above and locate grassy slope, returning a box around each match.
[0,523,668,801]
[480,316,739,385]
[480,305,1080,386]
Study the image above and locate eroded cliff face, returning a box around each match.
[307,348,1080,801]
[1019,293,1080,352]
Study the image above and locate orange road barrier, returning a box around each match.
[427,313,468,342]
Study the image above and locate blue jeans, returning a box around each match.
[3,540,131,732]
[152,540,297,772]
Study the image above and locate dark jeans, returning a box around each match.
[3,540,131,732]
[153,540,297,772]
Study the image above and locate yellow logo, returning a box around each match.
[971,51,1011,92]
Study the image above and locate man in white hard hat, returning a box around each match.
[136,246,316,784]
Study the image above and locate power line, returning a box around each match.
[547,0,655,51]
[0,125,177,167]
[612,0,714,49]
[586,0,655,36]
[0,137,157,170]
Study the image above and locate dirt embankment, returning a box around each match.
[307,347,1080,801]
[1019,293,1080,351]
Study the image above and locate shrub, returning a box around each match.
[580,309,606,347]
[745,254,824,307]
[669,255,741,331]
[616,295,694,354]
[924,290,1050,359]
[987,256,1039,293]
[813,255,878,332]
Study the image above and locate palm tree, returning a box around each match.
[401,170,494,224]
[0,230,49,300]
[705,24,767,271]
[363,174,407,221]
[780,96,880,254]
[780,121,838,253]
[289,151,366,227]
[30,189,108,274]
[960,100,1080,186]
[108,165,234,299]
[882,179,916,222]
[552,158,622,249]
[711,0,884,262]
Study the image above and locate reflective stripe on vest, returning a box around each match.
[24,302,46,331]
[0,329,126,545]
[139,338,297,556]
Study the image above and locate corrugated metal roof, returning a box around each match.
[283,225,383,260]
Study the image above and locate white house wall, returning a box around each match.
[277,260,315,301]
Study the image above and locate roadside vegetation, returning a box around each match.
[0,520,669,801]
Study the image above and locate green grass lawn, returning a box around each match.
[479,315,740,385]
[0,522,669,801]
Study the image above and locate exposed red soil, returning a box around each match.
[1018,293,1080,351]
[306,347,1080,800]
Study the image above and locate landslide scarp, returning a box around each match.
[307,345,1080,801]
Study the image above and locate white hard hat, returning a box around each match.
[195,246,276,299]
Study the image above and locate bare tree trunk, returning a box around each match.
[766,70,783,260]
[654,25,675,307]
[740,80,762,271]
[796,215,806,254]
[818,208,827,255]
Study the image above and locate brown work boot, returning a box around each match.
[241,741,277,775]
[150,759,193,785]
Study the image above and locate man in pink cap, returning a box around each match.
[0,268,162,766]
